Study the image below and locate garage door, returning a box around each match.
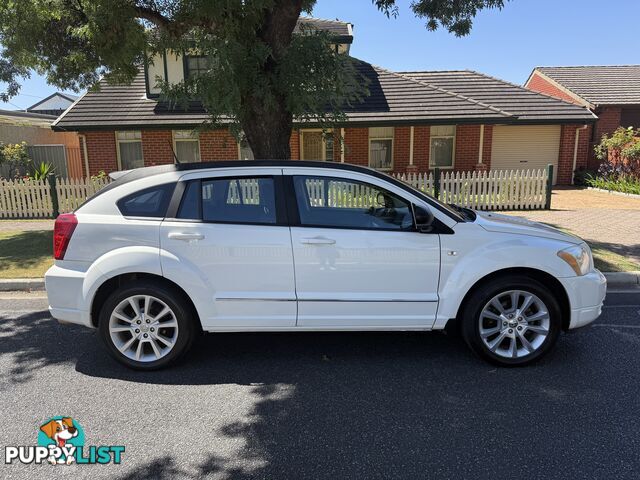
[491,125,560,184]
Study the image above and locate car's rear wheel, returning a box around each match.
[98,281,195,370]
[461,275,561,366]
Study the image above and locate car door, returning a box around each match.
[283,168,441,328]
[160,169,296,329]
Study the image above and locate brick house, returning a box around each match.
[53,18,595,185]
[525,65,640,168]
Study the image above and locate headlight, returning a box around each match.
[557,244,591,276]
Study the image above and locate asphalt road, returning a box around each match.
[1,289,639,479]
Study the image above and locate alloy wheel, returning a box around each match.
[108,295,179,362]
[478,290,550,359]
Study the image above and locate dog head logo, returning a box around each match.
[40,418,78,448]
[37,416,85,465]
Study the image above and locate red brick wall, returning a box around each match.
[454,124,481,172]
[200,130,239,160]
[343,128,369,167]
[290,130,301,160]
[594,106,622,141]
[413,126,430,171]
[142,130,174,166]
[557,124,592,184]
[81,124,542,179]
[392,126,411,171]
[482,125,493,167]
[83,131,118,176]
[526,72,583,105]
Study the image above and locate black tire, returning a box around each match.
[460,275,561,367]
[98,280,196,370]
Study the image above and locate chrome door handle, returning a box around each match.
[301,237,336,245]
[168,232,205,241]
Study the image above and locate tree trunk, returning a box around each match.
[242,103,293,160]
[240,0,303,160]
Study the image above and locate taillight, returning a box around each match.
[53,213,78,260]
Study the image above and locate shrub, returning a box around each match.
[594,126,640,177]
[0,141,31,178]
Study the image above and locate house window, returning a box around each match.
[301,130,334,161]
[369,127,394,170]
[430,125,456,168]
[186,55,208,78]
[238,133,254,160]
[173,130,200,163]
[116,131,144,170]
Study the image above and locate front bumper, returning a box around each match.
[559,269,607,330]
[45,264,93,328]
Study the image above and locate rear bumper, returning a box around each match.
[559,269,607,330]
[45,264,93,328]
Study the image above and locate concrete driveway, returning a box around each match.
[503,188,640,264]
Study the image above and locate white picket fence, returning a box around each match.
[394,168,550,211]
[0,167,550,218]
[0,177,111,219]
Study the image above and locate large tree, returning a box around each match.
[0,0,508,159]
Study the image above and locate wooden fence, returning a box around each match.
[0,166,552,219]
[0,177,110,219]
[394,166,551,211]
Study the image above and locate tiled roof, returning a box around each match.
[533,65,640,106]
[401,70,596,123]
[296,17,352,41]
[53,61,595,131]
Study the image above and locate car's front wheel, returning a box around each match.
[461,275,562,366]
[98,281,196,370]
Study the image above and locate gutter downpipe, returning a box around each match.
[79,134,90,178]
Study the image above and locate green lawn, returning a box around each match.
[589,242,640,273]
[0,230,53,278]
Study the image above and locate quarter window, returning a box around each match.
[173,130,200,163]
[369,127,394,171]
[430,125,456,168]
[117,183,175,218]
[192,177,277,224]
[116,131,144,170]
[293,175,414,231]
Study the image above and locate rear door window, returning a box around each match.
[177,177,278,225]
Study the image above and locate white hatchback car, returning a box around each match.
[46,161,606,369]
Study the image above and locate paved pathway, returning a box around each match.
[503,188,640,264]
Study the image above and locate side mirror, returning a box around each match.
[413,204,434,233]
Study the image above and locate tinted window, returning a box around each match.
[117,183,175,218]
[293,176,414,231]
[201,177,276,224]
[177,181,200,219]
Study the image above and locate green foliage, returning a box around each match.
[373,0,509,36]
[0,141,31,178]
[586,174,640,196]
[91,170,108,181]
[29,161,55,180]
[1,0,511,157]
[572,166,596,187]
[594,126,640,160]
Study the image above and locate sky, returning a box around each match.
[1,0,638,110]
